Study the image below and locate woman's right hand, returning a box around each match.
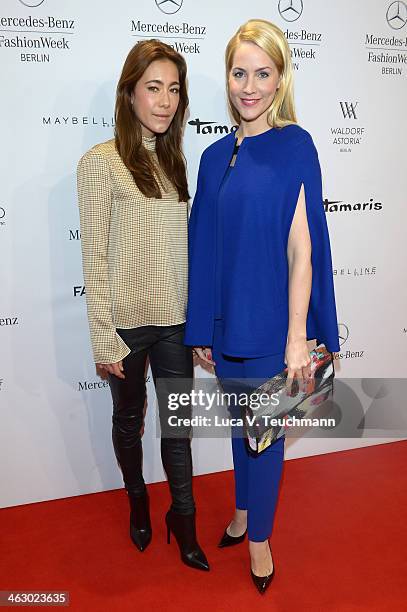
[97,361,125,379]
[193,347,216,366]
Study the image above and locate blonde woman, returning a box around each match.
[185,20,339,593]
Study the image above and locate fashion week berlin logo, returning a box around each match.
[155,0,183,15]
[278,0,303,22]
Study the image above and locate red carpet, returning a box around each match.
[1,440,407,611]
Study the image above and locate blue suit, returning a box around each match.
[185,124,340,356]
[185,124,340,541]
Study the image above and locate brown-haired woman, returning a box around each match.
[77,40,209,571]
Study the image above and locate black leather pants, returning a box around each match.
[109,323,195,515]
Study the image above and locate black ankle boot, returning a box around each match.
[128,491,152,552]
[165,509,209,571]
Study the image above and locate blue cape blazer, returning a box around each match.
[184,124,340,357]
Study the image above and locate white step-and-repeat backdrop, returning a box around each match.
[1,0,406,508]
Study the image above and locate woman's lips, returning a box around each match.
[240,98,260,106]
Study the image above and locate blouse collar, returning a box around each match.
[142,134,156,151]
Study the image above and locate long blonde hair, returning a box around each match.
[225,19,297,128]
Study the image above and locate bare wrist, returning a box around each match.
[287,333,307,344]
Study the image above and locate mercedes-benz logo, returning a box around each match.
[155,0,183,15]
[19,0,45,7]
[386,1,407,29]
[338,323,349,346]
[0,207,5,219]
[278,0,303,22]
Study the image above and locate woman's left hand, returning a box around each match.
[284,338,312,394]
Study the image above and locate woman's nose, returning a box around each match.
[160,91,171,107]
[243,74,256,94]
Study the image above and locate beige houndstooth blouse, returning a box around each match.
[77,135,189,364]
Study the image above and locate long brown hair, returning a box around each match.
[115,40,190,201]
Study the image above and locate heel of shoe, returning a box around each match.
[218,525,247,548]
[165,509,209,571]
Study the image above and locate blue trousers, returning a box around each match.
[212,319,285,542]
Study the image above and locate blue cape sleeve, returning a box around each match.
[185,152,216,347]
[290,134,340,353]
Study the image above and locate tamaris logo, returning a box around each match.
[188,118,237,135]
[324,198,382,213]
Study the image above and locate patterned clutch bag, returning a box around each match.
[244,344,335,456]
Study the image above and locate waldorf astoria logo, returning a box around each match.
[324,197,382,213]
[0,378,4,391]
[0,5,76,64]
[364,2,407,76]
[330,101,366,153]
[340,102,358,119]
[0,206,5,227]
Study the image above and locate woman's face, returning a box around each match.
[228,41,281,131]
[131,59,180,137]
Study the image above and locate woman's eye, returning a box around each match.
[232,71,244,78]
[148,86,159,92]
[170,88,180,94]
[258,72,270,79]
